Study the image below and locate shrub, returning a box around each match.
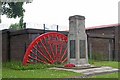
[3,61,56,70]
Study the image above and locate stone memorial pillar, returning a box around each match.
[68,15,90,67]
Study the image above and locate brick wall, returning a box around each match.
[2,26,118,62]
[87,27,115,61]
[10,34,29,61]
[2,30,10,62]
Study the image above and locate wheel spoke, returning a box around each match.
[43,37,54,62]
[61,57,68,63]
[49,44,56,63]
[30,50,48,64]
[60,46,68,62]
[33,46,52,64]
[40,40,53,62]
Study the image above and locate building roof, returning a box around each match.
[86,24,119,30]
[64,24,120,31]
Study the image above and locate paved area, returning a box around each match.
[49,66,119,78]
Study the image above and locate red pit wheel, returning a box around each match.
[23,32,68,65]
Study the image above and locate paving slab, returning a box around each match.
[49,66,119,75]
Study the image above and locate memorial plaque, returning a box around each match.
[80,40,86,58]
[70,40,76,58]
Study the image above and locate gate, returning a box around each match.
[23,32,68,65]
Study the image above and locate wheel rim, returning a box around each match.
[23,32,68,65]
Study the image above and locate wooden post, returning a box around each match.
[108,39,113,61]
[43,24,46,33]
[118,25,120,62]
[0,1,2,23]
[57,25,58,32]
[115,25,120,61]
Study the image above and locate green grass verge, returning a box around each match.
[91,72,119,78]
[0,69,1,78]
[89,60,120,78]
[91,61,120,69]
[2,67,82,78]
[2,61,120,78]
[2,61,56,70]
[2,61,82,78]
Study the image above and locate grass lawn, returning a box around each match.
[90,60,120,78]
[2,61,120,78]
[91,72,119,78]
[91,61,119,68]
[2,62,82,78]
[0,69,1,78]
[2,67,82,78]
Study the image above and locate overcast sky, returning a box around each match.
[0,0,119,30]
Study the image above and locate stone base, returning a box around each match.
[73,64,96,70]
[69,59,89,66]
[75,64,91,67]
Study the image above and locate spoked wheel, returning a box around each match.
[23,32,68,65]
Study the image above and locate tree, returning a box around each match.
[19,16,24,28]
[9,17,26,30]
[2,2,29,30]
[9,23,21,30]
[2,2,25,18]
